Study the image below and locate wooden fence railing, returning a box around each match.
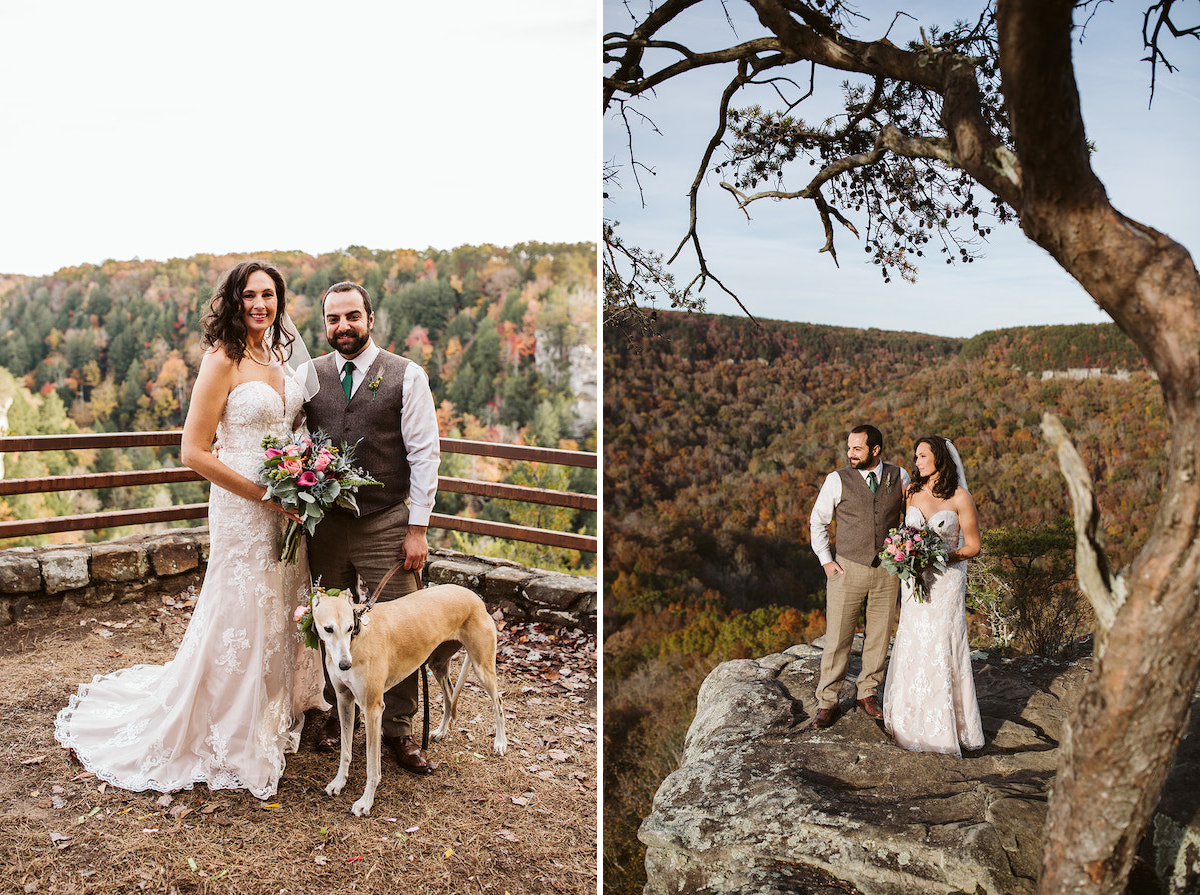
[0,432,597,553]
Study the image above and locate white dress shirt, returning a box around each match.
[809,461,911,566]
[334,339,440,527]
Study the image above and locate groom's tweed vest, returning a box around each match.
[833,463,904,567]
[306,351,413,518]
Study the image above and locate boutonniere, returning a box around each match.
[367,372,383,401]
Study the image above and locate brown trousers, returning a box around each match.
[307,502,422,738]
[815,555,899,709]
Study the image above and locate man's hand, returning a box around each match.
[823,561,844,578]
[403,524,429,571]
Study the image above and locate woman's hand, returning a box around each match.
[265,497,302,525]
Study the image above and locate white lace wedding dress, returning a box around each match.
[54,378,327,798]
[883,505,985,755]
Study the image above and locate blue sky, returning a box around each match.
[0,0,598,277]
[604,0,1200,338]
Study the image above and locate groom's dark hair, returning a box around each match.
[322,281,374,317]
[851,424,883,455]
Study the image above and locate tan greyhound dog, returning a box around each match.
[310,582,507,816]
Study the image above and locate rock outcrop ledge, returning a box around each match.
[639,644,1200,895]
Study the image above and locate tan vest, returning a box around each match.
[304,351,412,517]
[834,464,904,566]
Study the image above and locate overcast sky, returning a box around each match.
[1,0,598,277]
[604,0,1200,338]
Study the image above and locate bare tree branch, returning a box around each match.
[1039,412,1126,656]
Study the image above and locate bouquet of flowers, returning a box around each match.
[878,522,950,603]
[259,430,381,563]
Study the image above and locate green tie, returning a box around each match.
[867,471,878,494]
[341,363,354,400]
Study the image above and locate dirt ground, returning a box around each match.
[0,592,597,895]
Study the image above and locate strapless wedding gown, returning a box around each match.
[883,505,984,755]
[55,378,327,798]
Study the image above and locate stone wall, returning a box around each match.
[0,528,597,633]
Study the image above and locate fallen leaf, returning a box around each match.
[536,771,555,781]
[496,830,519,841]
[186,858,197,872]
[511,796,528,807]
[169,805,192,820]
[155,794,173,808]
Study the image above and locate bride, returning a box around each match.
[54,260,327,798]
[883,435,985,755]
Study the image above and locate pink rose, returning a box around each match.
[293,605,309,623]
[313,450,333,472]
[297,471,317,487]
[283,444,304,456]
[281,457,303,476]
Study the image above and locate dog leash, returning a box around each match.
[363,558,431,752]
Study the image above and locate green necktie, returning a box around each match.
[867,471,878,494]
[341,363,354,400]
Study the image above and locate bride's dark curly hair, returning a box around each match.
[201,260,295,365]
[907,435,960,500]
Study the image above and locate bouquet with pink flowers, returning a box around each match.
[258,430,381,563]
[878,523,950,603]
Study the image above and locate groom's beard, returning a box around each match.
[331,329,370,357]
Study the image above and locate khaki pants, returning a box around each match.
[815,555,898,709]
[307,502,422,738]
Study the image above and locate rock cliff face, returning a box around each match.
[639,644,1200,895]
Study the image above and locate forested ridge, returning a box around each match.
[0,243,597,569]
[603,309,1165,891]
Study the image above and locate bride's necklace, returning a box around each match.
[245,343,273,367]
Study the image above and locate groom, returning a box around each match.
[808,424,908,729]
[304,281,441,774]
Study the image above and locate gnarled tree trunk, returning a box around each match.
[997,1,1200,892]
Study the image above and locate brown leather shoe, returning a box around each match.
[383,734,434,776]
[813,705,840,729]
[316,713,341,752]
[857,695,884,719]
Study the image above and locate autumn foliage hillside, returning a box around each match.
[602,309,1166,894]
[0,244,597,568]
